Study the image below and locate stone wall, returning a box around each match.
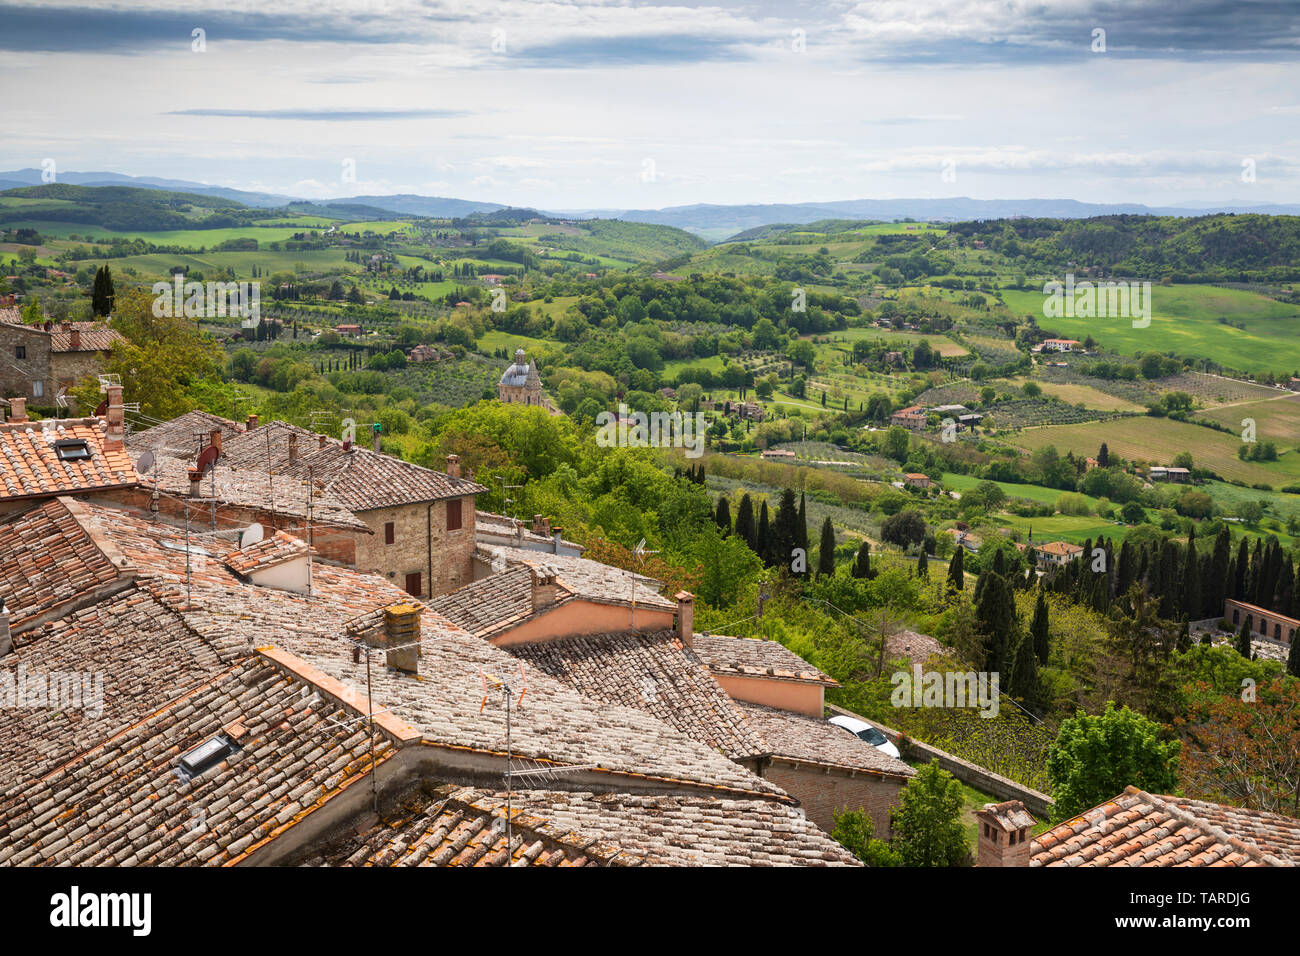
[762,758,905,838]
[0,325,52,400]
[354,495,476,599]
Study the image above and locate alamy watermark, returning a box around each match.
[595,404,708,459]
[152,276,261,327]
[2,665,104,719]
[1042,273,1150,328]
[891,664,999,718]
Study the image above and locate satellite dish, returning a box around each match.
[136,450,154,474]
[240,523,264,550]
[194,443,220,477]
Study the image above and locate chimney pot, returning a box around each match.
[318,434,327,450]
[675,591,695,647]
[187,467,202,497]
[532,514,550,535]
[445,454,460,479]
[975,801,1035,868]
[382,603,422,674]
[530,565,558,612]
[552,527,563,554]
[208,427,223,456]
[287,433,298,463]
[246,414,258,430]
[9,397,26,423]
[69,327,81,350]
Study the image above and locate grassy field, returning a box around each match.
[1195,393,1300,445]
[827,326,969,357]
[1001,283,1300,372]
[1006,416,1300,487]
[1006,376,1147,412]
[3,221,338,244]
[940,472,1102,509]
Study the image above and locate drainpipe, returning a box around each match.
[426,501,434,599]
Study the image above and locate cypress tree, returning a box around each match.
[735,494,755,550]
[1007,632,1042,715]
[797,491,809,561]
[772,488,801,571]
[852,541,873,580]
[1030,589,1050,664]
[1288,628,1300,678]
[975,571,1018,674]
[1181,537,1200,623]
[1177,619,1192,653]
[817,518,836,578]
[1236,618,1253,659]
[916,549,928,579]
[714,497,732,536]
[1097,442,1109,467]
[946,546,964,593]
[1232,538,1249,600]
[757,501,771,566]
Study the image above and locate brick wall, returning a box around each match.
[762,758,905,838]
[355,495,476,599]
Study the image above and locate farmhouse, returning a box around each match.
[1035,540,1084,568]
[1224,599,1297,645]
[890,404,927,430]
[335,323,362,336]
[904,473,931,489]
[1041,338,1081,352]
[1148,466,1190,482]
[761,448,797,461]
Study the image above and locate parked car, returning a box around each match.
[828,715,901,759]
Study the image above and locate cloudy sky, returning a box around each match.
[2,0,1298,209]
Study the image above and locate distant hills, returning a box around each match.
[3,168,1299,240]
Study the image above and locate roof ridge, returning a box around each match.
[1141,790,1292,866]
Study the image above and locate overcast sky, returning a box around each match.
[2,0,1298,209]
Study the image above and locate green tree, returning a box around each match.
[916,549,928,580]
[91,264,115,317]
[946,546,964,593]
[1047,702,1181,819]
[892,761,971,867]
[831,808,901,866]
[1030,589,1050,664]
[817,517,836,578]
[735,493,755,551]
[852,540,873,580]
[713,496,732,536]
[1236,619,1253,659]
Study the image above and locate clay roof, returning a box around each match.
[223,530,312,577]
[474,510,583,552]
[0,653,398,866]
[978,800,1037,832]
[427,566,549,639]
[216,421,321,470]
[477,544,674,611]
[279,444,486,511]
[125,409,239,457]
[735,701,915,779]
[1030,787,1300,867]
[306,785,860,867]
[505,630,766,761]
[0,497,129,631]
[691,633,837,686]
[50,322,124,352]
[1038,540,1084,556]
[0,418,137,502]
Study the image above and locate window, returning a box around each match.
[32,381,43,398]
[54,439,91,462]
[177,735,236,780]
[384,521,395,545]
[446,498,463,531]
[404,572,422,597]
[1233,608,1240,624]
[14,346,24,360]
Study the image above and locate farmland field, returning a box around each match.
[1006,417,1300,487]
[1005,376,1146,412]
[1194,394,1300,445]
[1001,283,1300,373]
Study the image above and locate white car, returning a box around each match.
[828,715,902,760]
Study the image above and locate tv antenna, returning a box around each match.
[629,538,659,631]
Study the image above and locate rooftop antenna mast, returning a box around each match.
[630,538,659,632]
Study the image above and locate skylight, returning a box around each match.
[177,735,237,780]
[54,439,91,462]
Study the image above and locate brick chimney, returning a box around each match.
[382,603,421,674]
[976,800,1036,867]
[318,434,328,450]
[187,468,202,497]
[9,397,26,423]
[246,414,258,431]
[532,514,550,535]
[104,384,124,448]
[287,432,298,464]
[675,591,695,647]
[372,427,382,453]
[530,565,558,612]
[69,327,81,350]
[208,427,223,457]
[445,454,460,479]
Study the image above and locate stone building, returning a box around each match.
[498,347,546,407]
[0,311,124,409]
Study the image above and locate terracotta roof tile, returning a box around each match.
[692,633,838,686]
[735,701,916,779]
[476,544,674,611]
[0,418,136,502]
[223,530,312,577]
[427,566,548,639]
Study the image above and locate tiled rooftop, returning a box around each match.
[477,543,674,611]
[0,653,397,866]
[306,785,860,867]
[223,530,313,577]
[0,418,136,502]
[1031,787,1300,867]
[692,633,838,686]
[50,322,125,353]
[427,566,550,639]
[0,497,128,630]
[505,629,767,761]
[735,701,916,779]
[125,409,239,457]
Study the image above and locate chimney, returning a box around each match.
[382,603,421,674]
[188,467,202,497]
[445,454,460,479]
[675,591,695,647]
[531,514,550,535]
[287,433,298,464]
[975,801,1036,867]
[246,414,258,431]
[529,565,558,612]
[0,599,10,656]
[9,397,26,423]
[69,327,81,350]
[552,526,563,555]
[208,427,223,457]
[373,427,382,453]
[318,434,328,450]
[104,384,124,448]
